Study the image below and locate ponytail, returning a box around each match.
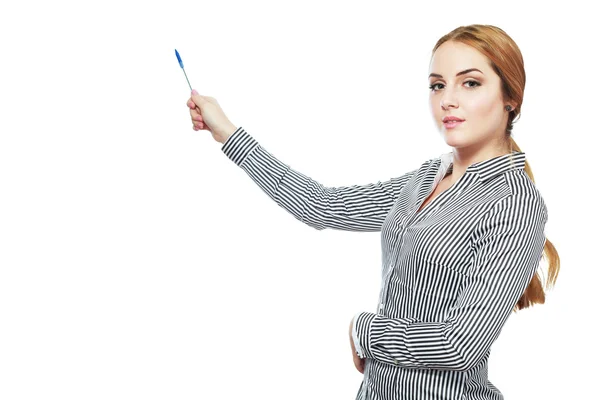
[509,136,561,311]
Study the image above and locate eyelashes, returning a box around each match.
[429,80,481,92]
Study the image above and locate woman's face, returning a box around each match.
[429,41,513,151]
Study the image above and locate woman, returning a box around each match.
[185,24,560,400]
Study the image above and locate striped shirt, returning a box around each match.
[221,127,548,400]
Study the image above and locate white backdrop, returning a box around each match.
[1,1,597,399]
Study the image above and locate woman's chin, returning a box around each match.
[441,132,467,147]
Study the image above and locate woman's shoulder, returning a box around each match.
[505,169,548,219]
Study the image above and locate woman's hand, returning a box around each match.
[187,89,237,144]
[349,317,365,374]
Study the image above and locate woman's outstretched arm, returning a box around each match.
[221,127,419,232]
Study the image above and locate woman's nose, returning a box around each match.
[440,87,458,110]
[441,98,458,110]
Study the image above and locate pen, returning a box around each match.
[175,49,193,91]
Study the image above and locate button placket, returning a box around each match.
[379,225,407,313]
[380,160,461,315]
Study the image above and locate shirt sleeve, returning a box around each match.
[353,192,548,371]
[352,312,366,358]
[221,127,418,232]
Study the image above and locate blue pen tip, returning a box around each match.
[175,49,184,68]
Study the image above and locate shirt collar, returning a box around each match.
[439,151,526,182]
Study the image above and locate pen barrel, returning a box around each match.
[183,68,192,91]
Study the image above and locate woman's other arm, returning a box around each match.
[351,192,548,370]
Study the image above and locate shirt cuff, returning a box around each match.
[221,126,259,166]
[353,312,377,359]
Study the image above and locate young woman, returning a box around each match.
[185,24,560,400]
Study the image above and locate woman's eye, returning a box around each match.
[465,80,481,88]
[429,80,481,92]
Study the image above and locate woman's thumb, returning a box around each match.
[191,89,204,104]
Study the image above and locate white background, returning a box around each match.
[1,1,597,399]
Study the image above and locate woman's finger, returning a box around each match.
[190,107,203,121]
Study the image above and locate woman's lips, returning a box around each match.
[443,120,464,129]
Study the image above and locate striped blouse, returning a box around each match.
[221,127,548,400]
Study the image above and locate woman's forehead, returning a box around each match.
[429,42,490,77]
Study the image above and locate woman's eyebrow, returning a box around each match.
[428,68,483,79]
